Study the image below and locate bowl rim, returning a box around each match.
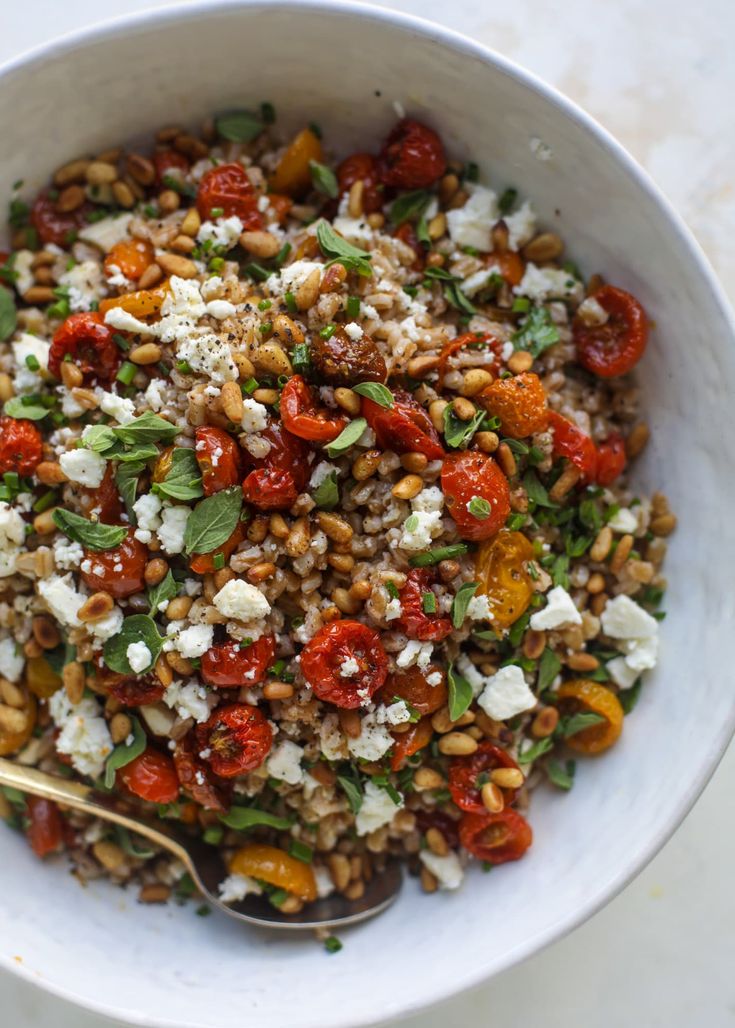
[1,2,734,1026]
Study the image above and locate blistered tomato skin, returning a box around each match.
[378,119,447,189]
[481,372,548,439]
[459,809,533,864]
[547,411,598,481]
[195,426,241,495]
[32,190,90,246]
[109,676,165,707]
[118,748,180,805]
[280,375,347,444]
[475,529,535,630]
[336,153,383,213]
[363,390,445,460]
[26,796,64,858]
[173,739,228,812]
[241,421,311,511]
[48,312,122,384]
[104,239,154,281]
[80,465,124,524]
[196,163,263,229]
[230,843,318,902]
[153,148,189,186]
[390,717,433,772]
[441,451,511,542]
[269,128,323,198]
[449,742,523,814]
[0,416,42,476]
[80,529,147,599]
[396,569,452,642]
[201,637,276,688]
[310,327,387,386]
[198,703,273,777]
[574,285,648,378]
[557,680,624,754]
[595,433,627,485]
[378,664,447,716]
[300,620,389,709]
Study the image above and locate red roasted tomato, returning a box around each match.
[280,375,347,444]
[201,636,276,688]
[241,421,311,511]
[26,796,63,858]
[0,416,42,476]
[189,521,245,575]
[547,410,597,481]
[394,222,425,270]
[415,808,461,848]
[197,704,273,778]
[153,148,190,186]
[173,739,229,812]
[396,569,452,642]
[49,312,122,383]
[336,152,383,213]
[300,620,389,709]
[378,119,447,189]
[595,433,627,486]
[362,389,445,460]
[80,529,147,599]
[441,451,511,541]
[448,742,523,814]
[31,190,90,246]
[574,285,648,378]
[196,162,263,229]
[195,426,241,495]
[109,676,165,707]
[390,716,434,772]
[118,748,180,805]
[80,464,125,524]
[377,664,447,716]
[458,809,533,864]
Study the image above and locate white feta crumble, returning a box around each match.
[466,594,492,621]
[38,574,85,627]
[48,691,113,778]
[398,510,443,551]
[384,597,402,621]
[157,505,190,555]
[607,508,638,534]
[144,378,169,412]
[504,200,537,251]
[309,461,338,489]
[477,665,536,721]
[426,670,443,687]
[241,398,269,433]
[446,183,499,252]
[515,263,583,303]
[126,641,152,674]
[78,213,133,252]
[213,579,271,621]
[177,332,237,384]
[529,586,582,630]
[343,322,364,341]
[197,215,244,250]
[319,712,347,761]
[396,640,433,671]
[267,260,323,296]
[86,605,124,643]
[419,850,464,891]
[347,710,394,761]
[0,502,27,577]
[411,486,444,514]
[97,389,136,425]
[461,266,502,298]
[355,781,403,836]
[163,680,211,723]
[265,740,305,785]
[600,594,659,682]
[174,623,214,659]
[339,656,360,677]
[206,299,237,320]
[314,865,335,899]
[375,700,412,726]
[59,260,105,312]
[218,873,262,903]
[0,636,24,683]
[59,447,107,488]
[11,334,50,394]
[12,250,35,297]
[133,493,163,543]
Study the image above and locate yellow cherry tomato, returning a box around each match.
[152,445,175,484]
[557,680,624,754]
[0,691,36,756]
[269,128,323,198]
[475,529,535,630]
[26,657,62,699]
[230,843,317,902]
[98,282,169,320]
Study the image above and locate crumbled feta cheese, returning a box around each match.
[11,334,50,394]
[339,656,360,677]
[0,636,24,683]
[606,656,640,690]
[515,263,583,303]
[218,873,262,903]
[466,594,492,621]
[426,670,443,687]
[267,260,323,296]
[126,641,152,674]
[332,214,373,245]
[86,605,124,643]
[105,262,132,290]
[12,250,35,297]
[48,691,113,777]
[504,200,536,251]
[600,594,659,680]
[206,299,237,320]
[144,378,169,412]
[197,215,244,250]
[52,536,84,571]
[477,665,536,721]
[355,780,403,836]
[133,493,163,537]
[163,680,211,723]
[419,850,464,890]
[241,398,269,433]
[213,579,271,621]
[157,505,190,555]
[38,574,85,627]
[78,213,133,252]
[376,700,412,726]
[319,712,347,761]
[314,865,334,898]
[446,184,498,252]
[529,586,582,630]
[343,322,364,341]
[398,510,443,551]
[59,448,107,488]
[576,295,609,327]
[347,710,394,761]
[309,461,338,489]
[396,640,433,670]
[59,260,105,312]
[607,508,638,534]
[59,386,86,419]
[461,267,502,297]
[177,332,237,384]
[411,486,444,514]
[265,740,305,785]
[174,623,214,659]
[384,597,402,621]
[0,502,27,577]
[97,389,136,425]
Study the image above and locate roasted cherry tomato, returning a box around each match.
[547,410,598,481]
[0,691,35,756]
[25,657,62,699]
[390,716,433,772]
[459,809,533,863]
[574,285,648,378]
[26,796,63,858]
[98,284,168,321]
[300,620,389,709]
[118,748,180,804]
[195,426,241,495]
[267,193,293,224]
[201,637,276,688]
[396,569,452,642]
[310,326,387,386]
[394,222,425,270]
[109,676,165,707]
[31,190,90,246]
[79,464,124,524]
[595,433,627,486]
[230,843,317,901]
[362,389,445,460]
[269,128,323,198]
[104,238,154,282]
[189,521,244,575]
[474,529,535,629]
[378,664,447,716]
[80,529,147,599]
[197,703,273,777]
[241,420,311,511]
[448,741,522,814]
[196,162,263,229]
[153,148,189,186]
[481,372,548,439]
[441,450,510,541]
[336,152,383,213]
[415,808,461,848]
[0,416,42,476]
[378,119,446,189]
[280,375,347,444]
[173,739,229,812]
[49,312,121,383]
[556,680,624,754]
[438,331,501,386]
[489,250,525,287]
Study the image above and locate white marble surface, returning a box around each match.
[1,1,733,1026]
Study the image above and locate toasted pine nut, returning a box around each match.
[93,840,126,872]
[53,158,91,186]
[252,388,278,405]
[154,654,174,687]
[57,184,86,213]
[144,557,169,587]
[590,526,613,562]
[586,572,606,594]
[0,679,26,708]
[439,173,460,204]
[348,179,364,218]
[70,387,100,410]
[295,268,321,311]
[507,350,534,374]
[272,314,304,347]
[35,461,67,486]
[427,212,447,239]
[269,512,290,538]
[328,853,351,891]
[139,884,171,903]
[125,153,155,186]
[522,232,564,262]
[626,422,650,459]
[566,652,600,671]
[112,180,135,209]
[531,706,559,738]
[320,264,348,293]
[490,767,525,789]
[549,464,581,501]
[349,580,372,601]
[85,161,118,185]
[252,341,293,377]
[157,252,197,278]
[0,373,13,402]
[650,513,677,537]
[522,628,546,660]
[317,511,353,543]
[351,449,381,481]
[239,230,281,258]
[481,781,505,813]
[475,430,500,453]
[420,866,439,893]
[332,587,360,614]
[609,533,634,574]
[158,189,180,214]
[438,732,478,756]
[129,342,162,365]
[166,651,193,676]
[179,207,201,237]
[33,509,58,535]
[496,441,517,478]
[461,368,493,396]
[428,399,448,432]
[170,233,196,254]
[400,452,428,473]
[452,396,476,421]
[110,712,133,745]
[285,517,311,558]
[391,474,423,500]
[406,354,440,378]
[220,380,244,423]
[165,596,193,621]
[438,559,460,583]
[63,661,85,704]
[327,552,355,573]
[413,767,445,790]
[334,387,360,415]
[426,827,449,856]
[31,615,61,650]
[78,592,114,623]
[263,680,294,701]
[138,263,163,289]
[23,286,56,304]
[338,708,362,739]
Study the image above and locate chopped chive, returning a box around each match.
[385,580,399,600]
[241,377,259,395]
[268,888,288,908]
[284,291,297,313]
[346,295,360,319]
[259,322,272,335]
[212,552,225,571]
[422,591,437,614]
[176,360,193,374]
[210,207,224,218]
[208,256,224,272]
[32,490,57,514]
[409,544,469,568]
[245,262,270,282]
[288,839,313,864]
[319,324,336,340]
[203,825,224,845]
[116,361,137,386]
[24,355,40,372]
[324,935,342,954]
[258,299,272,311]
[112,333,130,352]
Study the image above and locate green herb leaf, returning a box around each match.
[115,461,144,523]
[547,758,575,790]
[52,509,127,552]
[0,285,17,342]
[447,661,473,721]
[291,341,311,375]
[215,109,264,143]
[324,935,343,954]
[517,737,554,765]
[404,514,419,532]
[152,447,203,502]
[512,307,560,358]
[219,806,294,830]
[422,591,436,614]
[498,187,518,216]
[468,497,491,520]
[103,716,146,788]
[324,417,367,458]
[288,839,314,863]
[352,382,393,408]
[562,711,607,738]
[537,647,561,692]
[103,615,163,675]
[114,412,180,446]
[184,487,242,555]
[619,679,642,714]
[3,397,49,420]
[337,775,363,815]
[312,471,339,510]
[114,825,155,859]
[409,544,469,568]
[444,281,476,316]
[148,570,178,615]
[309,160,339,199]
[451,582,478,628]
[389,190,431,226]
[523,469,557,509]
[443,406,485,449]
[316,221,372,277]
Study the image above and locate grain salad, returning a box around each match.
[0,107,675,916]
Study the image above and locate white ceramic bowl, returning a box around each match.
[1,3,734,1026]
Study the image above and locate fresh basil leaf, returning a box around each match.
[103,615,164,675]
[352,382,393,408]
[336,775,363,815]
[3,397,49,420]
[309,160,338,199]
[83,425,118,453]
[103,716,146,788]
[409,544,469,568]
[423,266,456,283]
[153,447,203,502]
[447,661,473,721]
[547,758,575,790]
[523,469,557,509]
[451,582,478,628]
[104,440,160,463]
[114,411,179,446]
[416,214,431,249]
[114,824,155,859]
[562,711,607,738]
[219,806,294,831]
[443,406,485,449]
[215,109,264,143]
[316,221,372,277]
[537,647,561,692]
[115,461,144,523]
[512,306,560,358]
[0,285,17,342]
[184,487,242,555]
[324,417,367,458]
[444,281,477,316]
[53,509,127,551]
[148,570,178,615]
[517,737,554,765]
[312,471,339,510]
[468,497,491,520]
[619,679,642,714]
[389,189,431,226]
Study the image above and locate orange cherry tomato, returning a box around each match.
[230,843,317,902]
[267,193,293,224]
[269,128,323,198]
[574,285,648,378]
[189,520,245,574]
[474,529,535,630]
[556,680,624,754]
[0,416,42,476]
[173,738,229,812]
[378,119,446,189]
[390,716,434,772]
[98,284,168,320]
[362,389,445,460]
[32,190,90,246]
[459,809,532,864]
[25,657,62,699]
[195,426,242,495]
[489,251,524,287]
[547,410,597,481]
[104,239,154,282]
[396,569,452,642]
[280,375,347,444]
[201,637,276,688]
[197,162,263,229]
[48,312,121,384]
[26,796,64,858]
[336,152,383,213]
[481,372,548,439]
[441,450,510,541]
[300,621,389,709]
[595,433,627,486]
[118,748,180,804]
[196,703,273,777]
[0,691,35,756]
[377,665,447,717]
[80,529,147,599]
[448,741,522,814]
